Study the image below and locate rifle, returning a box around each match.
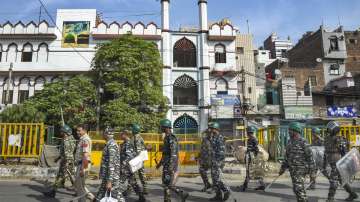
[244,152,251,183]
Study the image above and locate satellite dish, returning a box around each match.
[316,58,322,63]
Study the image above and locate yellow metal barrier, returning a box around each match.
[0,123,45,158]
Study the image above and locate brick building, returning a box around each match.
[345,29,360,75]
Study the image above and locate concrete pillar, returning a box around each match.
[198,0,210,132]
[29,77,35,97]
[161,0,173,121]
[12,77,19,104]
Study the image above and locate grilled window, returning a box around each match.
[215,44,226,63]
[173,74,198,105]
[173,38,197,67]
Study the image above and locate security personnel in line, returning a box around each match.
[308,127,324,190]
[74,124,95,202]
[241,125,266,191]
[324,121,358,202]
[44,124,76,198]
[119,130,146,202]
[209,122,230,201]
[95,128,125,202]
[279,122,315,202]
[156,119,189,202]
[131,124,148,194]
[199,122,213,192]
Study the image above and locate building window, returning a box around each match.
[308,76,317,86]
[0,51,2,62]
[2,90,13,104]
[216,78,228,95]
[173,37,197,67]
[329,64,340,75]
[18,90,29,104]
[266,92,273,104]
[248,87,252,94]
[236,47,244,54]
[349,39,357,44]
[281,49,287,58]
[173,113,198,135]
[21,52,32,62]
[173,74,198,105]
[329,37,339,51]
[215,44,226,63]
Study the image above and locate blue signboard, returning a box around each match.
[211,95,241,106]
[327,106,358,118]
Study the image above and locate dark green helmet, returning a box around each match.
[60,124,72,135]
[247,126,257,134]
[210,122,220,130]
[132,124,141,134]
[160,119,172,128]
[289,122,303,134]
[312,127,321,135]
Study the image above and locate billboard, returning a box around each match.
[62,21,90,48]
[284,106,313,119]
[327,106,357,118]
[210,94,240,106]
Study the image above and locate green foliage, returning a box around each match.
[93,35,168,132]
[0,104,45,123]
[25,75,97,127]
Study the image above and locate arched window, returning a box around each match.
[2,78,14,104]
[34,76,46,94]
[0,44,2,62]
[173,113,198,135]
[173,37,196,67]
[18,77,30,103]
[215,44,226,63]
[6,43,18,62]
[21,43,33,62]
[173,74,198,105]
[37,43,48,62]
[215,78,228,95]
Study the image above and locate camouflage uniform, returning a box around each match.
[74,133,94,202]
[199,130,213,191]
[210,132,230,200]
[324,134,357,201]
[159,133,188,202]
[243,135,266,190]
[133,133,147,193]
[280,137,315,202]
[53,134,76,190]
[120,138,145,201]
[96,138,125,202]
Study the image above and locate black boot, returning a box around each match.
[43,189,56,198]
[201,183,212,192]
[180,191,189,202]
[138,193,146,202]
[164,189,171,202]
[209,191,222,201]
[344,184,358,201]
[241,181,248,192]
[223,190,230,201]
[345,192,358,201]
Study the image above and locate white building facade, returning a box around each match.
[0,0,239,135]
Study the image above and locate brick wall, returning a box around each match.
[345,31,360,75]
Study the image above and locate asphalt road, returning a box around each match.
[0,175,360,202]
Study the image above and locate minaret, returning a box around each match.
[198,0,210,132]
[161,0,172,121]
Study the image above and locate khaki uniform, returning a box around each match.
[74,134,94,202]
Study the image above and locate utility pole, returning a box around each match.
[5,63,13,106]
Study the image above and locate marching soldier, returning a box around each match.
[44,125,76,198]
[198,122,213,192]
[209,122,230,201]
[323,121,358,202]
[308,127,324,190]
[119,130,146,202]
[241,125,266,191]
[95,128,125,202]
[156,119,189,202]
[279,122,315,202]
[131,124,148,194]
[74,124,95,202]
